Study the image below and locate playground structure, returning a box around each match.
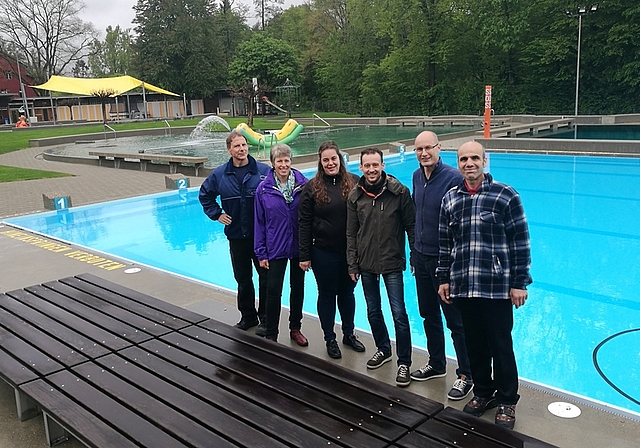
[235,119,304,148]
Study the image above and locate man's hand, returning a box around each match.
[217,213,232,225]
[349,273,359,282]
[259,259,269,269]
[299,261,311,272]
[510,288,528,308]
[438,284,452,304]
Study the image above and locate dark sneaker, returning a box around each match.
[410,364,446,381]
[326,339,342,359]
[495,404,516,429]
[290,329,309,347]
[342,334,365,352]
[396,364,411,387]
[447,375,474,400]
[255,322,267,337]
[366,350,392,369]
[463,395,498,417]
[234,317,259,331]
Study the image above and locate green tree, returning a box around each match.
[228,33,299,125]
[88,26,134,77]
[132,0,234,97]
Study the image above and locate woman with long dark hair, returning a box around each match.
[298,141,366,358]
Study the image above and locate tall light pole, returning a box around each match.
[565,5,598,138]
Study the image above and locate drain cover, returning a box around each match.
[124,268,141,274]
[548,402,581,418]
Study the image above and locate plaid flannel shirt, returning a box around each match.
[436,173,532,299]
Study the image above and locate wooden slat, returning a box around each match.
[93,353,303,448]
[201,319,443,418]
[19,379,141,448]
[8,288,133,351]
[57,276,192,331]
[31,370,195,448]
[393,430,452,448]
[415,419,508,448]
[432,407,558,448]
[71,362,246,448]
[156,331,409,442]
[0,303,88,368]
[0,325,63,383]
[74,273,208,324]
[33,282,157,342]
[118,345,385,448]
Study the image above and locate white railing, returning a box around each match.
[164,119,172,136]
[313,113,331,127]
[103,124,116,141]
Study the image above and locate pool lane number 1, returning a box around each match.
[55,197,69,210]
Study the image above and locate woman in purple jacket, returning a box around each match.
[254,144,309,345]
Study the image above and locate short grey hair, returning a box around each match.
[270,143,292,163]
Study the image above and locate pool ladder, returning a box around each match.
[164,120,172,136]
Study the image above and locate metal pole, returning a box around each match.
[574,14,582,139]
[142,82,148,118]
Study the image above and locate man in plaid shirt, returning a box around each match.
[436,141,532,430]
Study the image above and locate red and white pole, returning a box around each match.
[483,85,492,138]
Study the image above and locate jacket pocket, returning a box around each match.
[492,255,504,276]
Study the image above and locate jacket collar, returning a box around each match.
[356,172,404,197]
[224,154,258,175]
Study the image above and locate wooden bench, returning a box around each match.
[89,151,207,175]
[1,274,558,447]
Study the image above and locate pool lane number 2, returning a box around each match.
[177,178,188,189]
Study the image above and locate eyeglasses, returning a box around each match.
[415,144,439,153]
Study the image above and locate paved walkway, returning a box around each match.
[1,146,640,447]
[0,147,205,219]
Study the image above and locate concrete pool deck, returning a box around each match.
[1,144,640,447]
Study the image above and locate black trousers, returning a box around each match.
[228,238,267,322]
[264,258,305,340]
[457,298,520,405]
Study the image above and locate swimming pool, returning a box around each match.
[45,126,470,168]
[5,152,640,418]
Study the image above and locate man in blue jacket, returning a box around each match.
[411,131,473,401]
[199,131,270,333]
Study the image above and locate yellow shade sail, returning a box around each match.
[32,75,179,96]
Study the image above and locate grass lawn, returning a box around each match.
[0,111,357,181]
[0,165,71,183]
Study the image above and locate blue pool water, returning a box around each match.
[5,152,640,417]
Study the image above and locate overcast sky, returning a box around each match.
[79,0,306,35]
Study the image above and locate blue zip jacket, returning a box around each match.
[254,169,308,261]
[412,159,462,256]
[199,155,270,240]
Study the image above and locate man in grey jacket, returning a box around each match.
[346,147,416,387]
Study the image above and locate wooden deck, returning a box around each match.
[0,274,557,447]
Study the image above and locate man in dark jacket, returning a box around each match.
[347,147,416,387]
[199,131,270,333]
[411,131,473,401]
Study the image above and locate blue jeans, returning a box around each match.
[414,251,471,378]
[360,271,412,366]
[311,246,356,341]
